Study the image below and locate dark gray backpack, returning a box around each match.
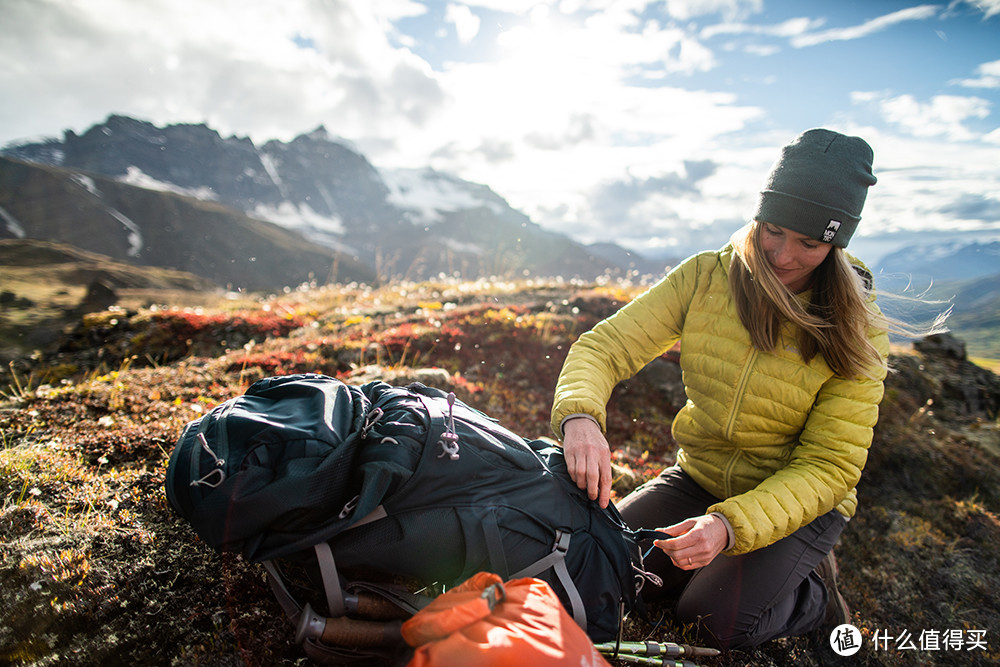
[165,374,653,658]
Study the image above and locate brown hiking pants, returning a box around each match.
[618,466,846,650]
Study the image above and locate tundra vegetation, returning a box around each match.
[1,277,998,666]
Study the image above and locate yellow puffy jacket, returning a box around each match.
[551,244,889,555]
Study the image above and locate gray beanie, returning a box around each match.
[753,128,876,248]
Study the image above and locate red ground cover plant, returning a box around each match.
[133,309,306,360]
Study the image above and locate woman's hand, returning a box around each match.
[561,417,612,508]
[653,514,729,570]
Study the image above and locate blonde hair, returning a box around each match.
[729,221,886,379]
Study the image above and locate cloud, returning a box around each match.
[937,193,1000,221]
[882,95,991,141]
[565,159,746,253]
[701,16,825,40]
[445,4,481,44]
[741,44,780,57]
[963,0,1000,18]
[853,91,992,141]
[951,59,1000,88]
[459,0,549,12]
[525,113,597,150]
[0,0,442,145]
[791,5,940,48]
[662,0,763,22]
[589,159,717,221]
[851,132,1000,243]
[391,0,762,182]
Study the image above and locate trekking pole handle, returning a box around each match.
[296,603,404,647]
[349,592,412,620]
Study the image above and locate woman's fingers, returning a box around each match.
[574,443,611,507]
[653,515,728,569]
[596,453,612,508]
[562,418,612,507]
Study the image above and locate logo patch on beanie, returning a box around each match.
[822,220,841,243]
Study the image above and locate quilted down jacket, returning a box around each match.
[551,244,890,555]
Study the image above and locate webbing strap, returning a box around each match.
[261,546,344,622]
[552,551,587,631]
[482,509,509,578]
[510,530,569,579]
[509,531,587,631]
[352,504,387,528]
[263,560,302,622]
[263,544,347,622]
[314,542,346,618]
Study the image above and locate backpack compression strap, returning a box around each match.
[509,530,587,631]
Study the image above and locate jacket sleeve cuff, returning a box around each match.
[710,511,735,551]
[558,413,601,438]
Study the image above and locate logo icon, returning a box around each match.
[822,220,842,243]
[830,623,862,656]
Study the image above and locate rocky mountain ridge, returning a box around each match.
[3,115,665,286]
[877,240,1000,285]
[0,155,374,290]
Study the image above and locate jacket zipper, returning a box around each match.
[721,449,742,498]
[721,348,757,497]
[724,348,756,439]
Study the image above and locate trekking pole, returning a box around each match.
[296,603,404,647]
[595,640,721,659]
[600,653,706,667]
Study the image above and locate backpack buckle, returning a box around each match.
[338,495,360,519]
[480,581,506,611]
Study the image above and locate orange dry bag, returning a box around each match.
[402,572,611,667]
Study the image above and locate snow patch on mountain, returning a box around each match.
[70,174,101,197]
[118,166,218,201]
[382,167,506,225]
[252,201,346,237]
[0,204,26,237]
[443,238,484,255]
[106,207,144,257]
[257,152,288,199]
[64,172,143,255]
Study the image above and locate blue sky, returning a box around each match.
[1,0,998,263]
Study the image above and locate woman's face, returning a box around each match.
[758,221,833,293]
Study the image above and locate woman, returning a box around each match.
[550,129,889,650]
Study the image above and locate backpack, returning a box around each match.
[165,374,654,659]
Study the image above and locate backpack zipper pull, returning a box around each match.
[190,432,227,488]
[437,392,460,460]
[360,407,384,439]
